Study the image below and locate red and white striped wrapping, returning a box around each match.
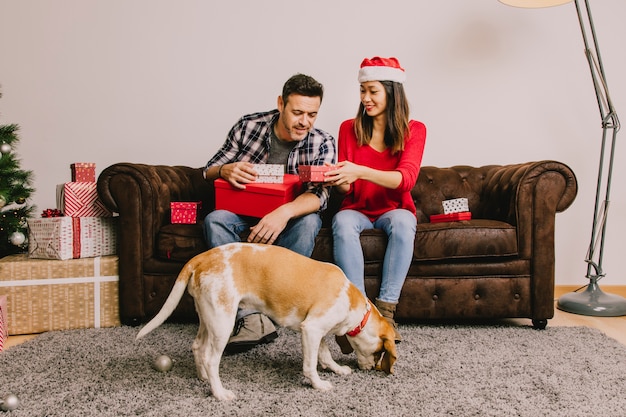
[0,295,7,352]
[27,217,118,260]
[57,182,113,217]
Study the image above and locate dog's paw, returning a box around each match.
[333,365,352,376]
[196,369,209,381]
[212,389,236,401]
[312,379,334,391]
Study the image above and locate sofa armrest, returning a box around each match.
[480,161,577,258]
[97,163,213,324]
[498,161,577,319]
[415,160,577,254]
[414,160,577,321]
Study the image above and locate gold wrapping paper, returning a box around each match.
[0,254,120,335]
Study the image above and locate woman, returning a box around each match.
[328,57,426,343]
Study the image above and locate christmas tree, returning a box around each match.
[0,89,35,258]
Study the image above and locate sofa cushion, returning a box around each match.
[310,219,517,263]
[414,219,517,261]
[157,224,207,262]
[157,218,519,265]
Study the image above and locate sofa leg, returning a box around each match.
[532,319,548,330]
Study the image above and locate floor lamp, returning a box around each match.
[499,0,626,316]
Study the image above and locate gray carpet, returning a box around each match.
[1,323,626,417]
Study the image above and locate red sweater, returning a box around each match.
[337,119,427,221]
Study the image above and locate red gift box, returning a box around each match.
[71,162,96,182]
[0,294,6,352]
[171,201,202,224]
[429,211,472,223]
[215,174,303,218]
[57,182,113,217]
[298,165,334,182]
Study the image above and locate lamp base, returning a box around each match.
[557,282,626,317]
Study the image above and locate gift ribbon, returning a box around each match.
[41,208,64,217]
[72,217,81,259]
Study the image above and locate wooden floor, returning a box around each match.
[508,285,626,346]
[4,286,626,350]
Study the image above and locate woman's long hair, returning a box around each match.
[353,81,410,154]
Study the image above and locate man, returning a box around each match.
[203,73,336,352]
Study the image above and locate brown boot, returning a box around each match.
[375,299,402,343]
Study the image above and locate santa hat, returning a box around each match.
[358,56,406,84]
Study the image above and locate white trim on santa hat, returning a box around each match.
[358,66,406,84]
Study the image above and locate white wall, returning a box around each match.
[1,0,624,286]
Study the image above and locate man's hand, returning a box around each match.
[247,206,290,245]
[220,162,258,190]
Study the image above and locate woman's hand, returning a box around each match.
[325,161,403,191]
[324,161,361,193]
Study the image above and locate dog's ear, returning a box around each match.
[378,338,397,375]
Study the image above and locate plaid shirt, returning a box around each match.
[205,109,337,210]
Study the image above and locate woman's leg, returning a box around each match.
[332,209,373,295]
[374,209,417,303]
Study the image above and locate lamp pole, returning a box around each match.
[500,0,626,316]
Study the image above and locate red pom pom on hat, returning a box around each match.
[358,56,406,84]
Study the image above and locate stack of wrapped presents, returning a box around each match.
[0,163,120,337]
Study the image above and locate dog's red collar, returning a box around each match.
[346,301,371,337]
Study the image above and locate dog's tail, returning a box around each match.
[135,262,194,340]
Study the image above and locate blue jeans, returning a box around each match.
[203,210,322,320]
[332,209,416,303]
[203,210,321,257]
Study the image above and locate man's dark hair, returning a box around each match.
[282,74,324,104]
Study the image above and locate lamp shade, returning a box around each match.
[499,0,572,7]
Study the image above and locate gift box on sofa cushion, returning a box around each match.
[170,201,202,224]
[0,254,120,335]
[57,182,113,217]
[215,174,303,218]
[27,217,118,260]
[298,165,334,182]
[442,198,469,214]
[430,211,472,223]
[71,162,96,182]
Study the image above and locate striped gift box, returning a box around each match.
[57,182,113,217]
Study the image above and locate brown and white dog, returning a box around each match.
[136,242,397,401]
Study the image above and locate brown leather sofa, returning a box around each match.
[97,160,577,330]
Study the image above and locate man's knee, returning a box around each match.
[298,213,322,230]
